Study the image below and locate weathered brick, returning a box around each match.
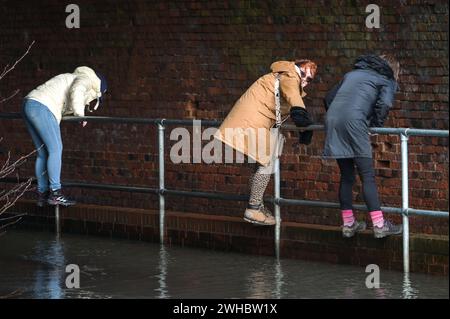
[0,1,448,235]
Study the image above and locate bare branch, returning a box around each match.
[0,89,20,104]
[0,41,36,233]
[1,64,10,78]
[0,216,23,231]
[0,41,35,81]
[0,179,31,202]
[0,147,37,179]
[0,177,33,215]
[0,213,26,221]
[0,289,24,299]
[0,151,12,175]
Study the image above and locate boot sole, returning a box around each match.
[243,217,276,226]
[342,222,367,238]
[374,229,403,239]
[47,201,76,207]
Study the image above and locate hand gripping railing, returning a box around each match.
[1,113,448,273]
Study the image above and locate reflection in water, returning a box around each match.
[0,230,447,299]
[155,245,169,299]
[246,266,270,298]
[245,259,285,299]
[273,260,284,299]
[344,287,355,299]
[402,273,419,299]
[32,237,65,299]
[374,286,387,299]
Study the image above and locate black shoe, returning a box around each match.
[47,189,76,207]
[36,191,50,207]
[342,220,366,238]
[373,220,403,238]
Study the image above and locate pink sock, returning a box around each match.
[342,210,355,226]
[370,210,384,228]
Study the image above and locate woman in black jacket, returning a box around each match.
[323,54,402,239]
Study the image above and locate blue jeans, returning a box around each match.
[22,99,62,192]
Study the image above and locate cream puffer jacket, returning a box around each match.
[25,66,103,124]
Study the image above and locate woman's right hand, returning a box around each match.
[290,107,313,127]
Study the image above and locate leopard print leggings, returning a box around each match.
[248,163,272,207]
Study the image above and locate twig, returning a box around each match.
[0,177,33,215]
[0,180,31,202]
[0,213,26,221]
[0,216,23,231]
[0,148,38,179]
[0,41,35,81]
[0,151,12,176]
[0,89,20,104]
[0,289,24,299]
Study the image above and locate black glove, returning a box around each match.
[290,107,313,127]
[298,130,313,145]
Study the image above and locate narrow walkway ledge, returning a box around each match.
[7,200,449,276]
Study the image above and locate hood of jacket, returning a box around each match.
[353,55,394,80]
[73,66,103,110]
[270,61,297,74]
[73,66,102,94]
[270,61,306,97]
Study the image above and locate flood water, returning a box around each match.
[0,230,448,299]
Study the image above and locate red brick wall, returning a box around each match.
[0,1,448,233]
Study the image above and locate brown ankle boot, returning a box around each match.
[244,204,276,226]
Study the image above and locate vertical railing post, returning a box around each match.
[158,121,166,244]
[401,132,410,273]
[274,157,281,259]
[55,205,60,237]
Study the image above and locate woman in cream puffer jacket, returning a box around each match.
[22,66,107,207]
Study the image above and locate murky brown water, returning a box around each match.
[0,230,448,299]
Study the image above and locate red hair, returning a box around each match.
[295,59,318,76]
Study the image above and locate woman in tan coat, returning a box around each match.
[214,60,317,225]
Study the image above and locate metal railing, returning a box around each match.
[1,113,449,273]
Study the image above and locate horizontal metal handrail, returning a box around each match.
[63,181,159,194]
[283,124,450,137]
[1,178,447,218]
[1,113,449,137]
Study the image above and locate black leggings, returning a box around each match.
[336,157,381,212]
